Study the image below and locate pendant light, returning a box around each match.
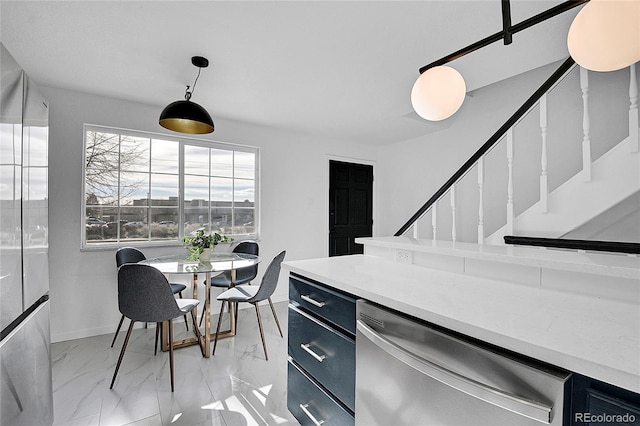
[159,56,214,134]
[567,0,640,72]
[411,0,591,122]
[411,66,466,121]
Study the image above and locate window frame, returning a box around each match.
[81,124,259,250]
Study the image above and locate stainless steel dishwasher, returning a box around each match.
[355,301,572,425]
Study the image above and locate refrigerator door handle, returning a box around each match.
[357,320,553,424]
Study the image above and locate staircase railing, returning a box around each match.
[395,57,576,236]
[395,59,639,244]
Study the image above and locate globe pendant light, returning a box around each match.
[159,56,214,134]
[411,66,466,121]
[567,0,640,72]
[410,1,593,122]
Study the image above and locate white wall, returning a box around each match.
[43,86,376,343]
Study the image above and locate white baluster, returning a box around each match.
[539,94,548,213]
[412,221,419,239]
[630,63,638,152]
[580,67,592,181]
[431,202,438,241]
[477,157,484,244]
[450,186,456,242]
[506,129,514,235]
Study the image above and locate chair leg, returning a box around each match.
[234,302,239,331]
[198,285,212,328]
[254,303,268,360]
[154,322,161,356]
[179,291,189,331]
[198,305,205,328]
[201,288,232,328]
[267,297,284,338]
[199,295,215,328]
[110,320,135,389]
[110,314,125,348]
[212,301,226,356]
[190,310,205,357]
[168,319,175,392]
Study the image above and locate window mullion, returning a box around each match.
[178,141,184,240]
[231,151,236,234]
[117,134,122,243]
[208,147,212,231]
[147,137,152,242]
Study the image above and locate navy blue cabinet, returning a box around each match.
[287,274,356,425]
[289,274,356,335]
[571,375,640,425]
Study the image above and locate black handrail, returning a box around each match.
[504,236,640,255]
[395,56,576,236]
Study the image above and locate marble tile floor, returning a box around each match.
[51,301,300,426]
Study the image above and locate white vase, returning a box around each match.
[199,248,212,262]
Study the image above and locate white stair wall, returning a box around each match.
[486,131,640,244]
[563,192,640,241]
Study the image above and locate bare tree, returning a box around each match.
[85,131,146,205]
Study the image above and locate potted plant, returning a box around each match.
[183,229,233,261]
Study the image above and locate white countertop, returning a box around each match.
[283,253,640,393]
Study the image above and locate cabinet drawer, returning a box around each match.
[289,275,356,335]
[288,305,355,411]
[586,388,640,424]
[287,359,354,426]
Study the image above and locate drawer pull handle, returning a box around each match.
[301,343,326,362]
[301,295,325,308]
[299,403,325,425]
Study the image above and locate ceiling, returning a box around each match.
[0,1,582,145]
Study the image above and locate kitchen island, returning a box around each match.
[283,236,640,395]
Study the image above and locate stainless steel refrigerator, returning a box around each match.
[0,42,53,425]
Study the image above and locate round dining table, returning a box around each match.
[140,252,261,358]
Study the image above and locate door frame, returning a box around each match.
[324,155,377,257]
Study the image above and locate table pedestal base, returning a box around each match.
[161,270,238,358]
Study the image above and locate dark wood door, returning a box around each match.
[329,160,373,256]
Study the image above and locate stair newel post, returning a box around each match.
[539,94,549,213]
[506,129,515,236]
[477,157,485,244]
[580,66,592,181]
[432,202,438,242]
[629,63,638,153]
[450,185,457,242]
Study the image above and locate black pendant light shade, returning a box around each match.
[159,56,214,134]
[159,99,214,134]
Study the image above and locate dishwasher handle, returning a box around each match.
[357,320,553,424]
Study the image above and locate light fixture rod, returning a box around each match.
[502,0,513,45]
[419,0,589,74]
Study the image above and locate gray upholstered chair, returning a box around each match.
[209,241,259,286]
[109,263,199,392]
[199,241,259,327]
[111,247,189,348]
[212,250,285,360]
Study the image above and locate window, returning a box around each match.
[83,125,258,247]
